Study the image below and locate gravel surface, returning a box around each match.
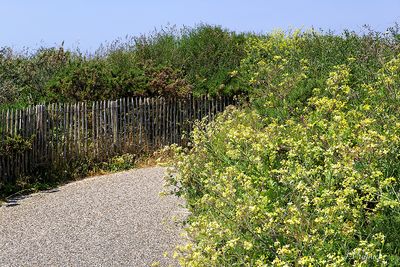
[0,167,187,267]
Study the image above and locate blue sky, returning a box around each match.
[1,0,399,52]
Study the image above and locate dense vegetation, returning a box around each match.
[166,26,400,266]
[2,23,400,265]
[0,24,247,109]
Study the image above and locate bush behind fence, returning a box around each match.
[0,95,235,183]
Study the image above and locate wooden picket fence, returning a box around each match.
[0,95,235,183]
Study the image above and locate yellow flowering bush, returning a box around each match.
[236,31,309,120]
[167,56,400,265]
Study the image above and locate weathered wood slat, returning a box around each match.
[0,110,3,177]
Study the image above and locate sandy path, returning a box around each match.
[0,167,186,267]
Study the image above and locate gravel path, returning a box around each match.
[0,167,187,267]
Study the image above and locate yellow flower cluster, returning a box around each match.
[165,41,400,266]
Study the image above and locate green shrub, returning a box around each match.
[0,46,71,107]
[101,153,136,172]
[45,58,116,102]
[178,24,247,96]
[0,134,33,156]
